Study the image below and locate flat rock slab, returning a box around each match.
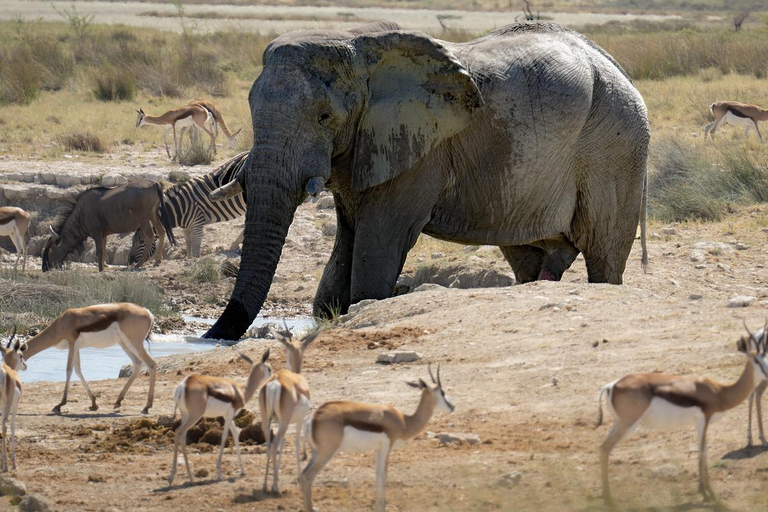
[0,477,26,496]
[377,351,422,364]
[728,296,756,308]
[439,432,482,445]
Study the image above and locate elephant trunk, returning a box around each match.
[203,152,303,341]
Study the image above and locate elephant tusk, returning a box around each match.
[209,180,243,202]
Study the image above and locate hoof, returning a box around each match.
[113,402,122,409]
[89,404,98,411]
[52,406,62,414]
[141,407,150,415]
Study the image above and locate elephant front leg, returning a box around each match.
[313,204,354,318]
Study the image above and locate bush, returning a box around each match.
[184,257,220,284]
[57,131,107,153]
[0,44,41,105]
[92,67,136,101]
[27,38,75,91]
[176,140,213,167]
[649,140,768,222]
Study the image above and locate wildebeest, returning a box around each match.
[42,180,176,272]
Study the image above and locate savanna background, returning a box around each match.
[1,1,768,511]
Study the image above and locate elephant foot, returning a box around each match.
[538,268,559,281]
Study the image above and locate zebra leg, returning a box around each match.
[190,224,204,258]
[184,228,192,258]
[137,220,155,268]
[150,208,166,265]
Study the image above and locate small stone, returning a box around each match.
[412,283,445,293]
[670,279,680,287]
[118,364,134,378]
[18,494,53,512]
[293,285,305,292]
[689,294,703,300]
[694,264,707,269]
[735,242,749,250]
[651,463,679,479]
[439,432,481,445]
[689,251,706,263]
[431,252,445,259]
[716,262,730,272]
[0,477,26,496]
[661,227,676,235]
[321,222,337,237]
[315,196,335,210]
[728,296,756,308]
[591,341,599,348]
[496,471,522,488]
[376,351,422,364]
[539,303,559,310]
[651,233,661,240]
[194,468,209,478]
[348,299,378,314]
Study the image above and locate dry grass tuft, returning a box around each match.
[57,131,107,153]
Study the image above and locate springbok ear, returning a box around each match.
[19,343,27,352]
[350,31,483,192]
[269,328,291,347]
[406,379,428,389]
[737,336,748,353]
[261,347,270,363]
[300,329,322,351]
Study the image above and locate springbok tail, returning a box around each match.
[595,383,613,429]
[172,382,185,421]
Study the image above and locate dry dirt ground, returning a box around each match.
[2,159,768,511]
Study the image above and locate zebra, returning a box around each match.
[128,152,247,265]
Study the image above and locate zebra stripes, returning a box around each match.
[128,152,248,264]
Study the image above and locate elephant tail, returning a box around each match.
[640,173,648,273]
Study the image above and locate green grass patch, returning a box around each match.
[183,257,220,284]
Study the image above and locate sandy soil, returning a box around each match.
[2,150,768,511]
[0,1,681,35]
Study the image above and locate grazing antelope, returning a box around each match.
[22,303,156,414]
[135,105,216,160]
[596,328,768,504]
[300,364,455,512]
[0,329,27,472]
[260,327,322,494]
[0,206,31,273]
[168,349,272,485]
[704,100,768,142]
[188,99,242,150]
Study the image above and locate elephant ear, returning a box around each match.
[351,31,483,192]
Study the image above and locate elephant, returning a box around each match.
[203,21,649,341]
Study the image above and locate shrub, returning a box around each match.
[184,257,220,284]
[92,67,136,101]
[57,131,106,153]
[176,141,213,167]
[0,44,41,105]
[27,38,75,91]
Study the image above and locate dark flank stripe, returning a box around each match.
[78,313,119,333]
[0,215,13,226]
[652,389,705,409]
[347,420,385,433]
[727,107,751,119]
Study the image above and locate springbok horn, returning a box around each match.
[6,326,17,349]
[209,180,243,202]
[237,351,254,365]
[282,319,293,339]
[437,363,442,388]
[428,363,437,384]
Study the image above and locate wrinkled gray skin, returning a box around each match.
[204,21,649,340]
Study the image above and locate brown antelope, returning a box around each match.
[260,327,322,494]
[299,364,455,512]
[168,349,272,485]
[135,105,216,159]
[22,303,157,414]
[188,99,242,150]
[743,324,768,447]
[596,327,768,504]
[704,100,768,142]
[0,329,27,472]
[0,206,31,273]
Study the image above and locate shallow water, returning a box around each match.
[20,316,315,383]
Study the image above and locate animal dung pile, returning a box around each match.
[81,410,265,454]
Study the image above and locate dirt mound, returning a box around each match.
[314,326,428,353]
[80,410,266,454]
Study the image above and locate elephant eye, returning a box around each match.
[318,111,333,127]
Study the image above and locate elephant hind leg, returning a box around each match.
[500,245,546,284]
[535,236,580,281]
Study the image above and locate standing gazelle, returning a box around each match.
[0,329,27,472]
[596,328,768,504]
[260,327,322,494]
[187,99,242,149]
[743,323,768,447]
[135,105,216,160]
[0,206,31,273]
[22,303,157,414]
[299,364,455,512]
[168,349,272,485]
[704,100,768,142]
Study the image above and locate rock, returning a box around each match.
[118,364,134,378]
[660,227,676,235]
[18,494,53,512]
[101,173,128,187]
[651,463,679,479]
[496,471,522,488]
[194,468,209,478]
[728,296,756,308]
[431,252,445,259]
[316,196,335,209]
[377,351,422,364]
[651,233,661,240]
[736,242,749,250]
[248,322,279,339]
[348,299,378,315]
[321,222,337,237]
[716,262,730,272]
[112,245,131,266]
[411,264,513,290]
[394,275,413,295]
[693,241,733,255]
[439,432,481,445]
[0,477,27,496]
[694,264,707,270]
[55,174,80,187]
[689,251,706,263]
[689,294,703,300]
[38,172,56,185]
[413,283,445,293]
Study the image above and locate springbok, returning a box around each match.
[0,329,26,472]
[188,99,242,150]
[168,349,272,485]
[135,105,216,159]
[299,364,455,512]
[42,180,176,272]
[704,100,768,142]
[260,327,322,494]
[0,206,31,273]
[22,303,157,414]
[596,326,768,504]
[743,323,768,447]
